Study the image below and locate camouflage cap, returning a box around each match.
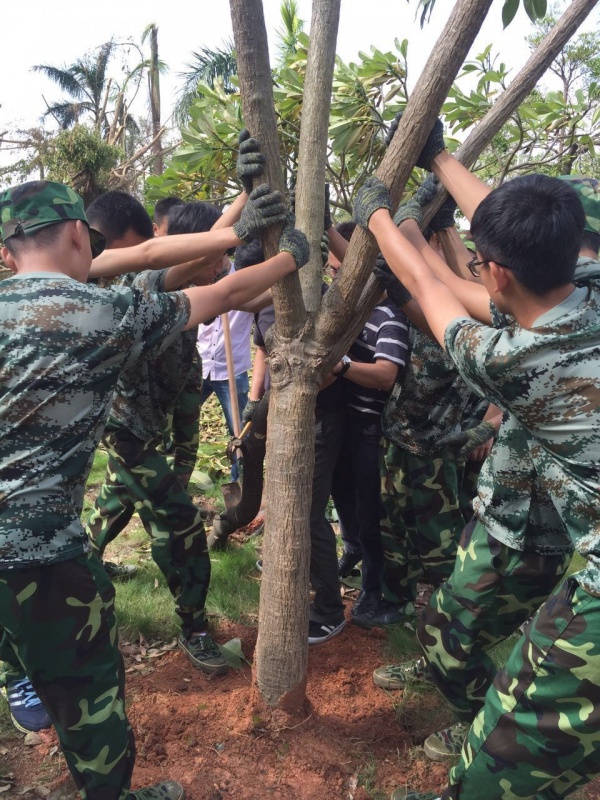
[0,180,106,258]
[558,175,600,234]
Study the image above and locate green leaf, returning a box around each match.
[218,637,249,669]
[532,0,547,18]
[502,0,519,28]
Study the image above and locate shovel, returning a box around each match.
[220,312,249,510]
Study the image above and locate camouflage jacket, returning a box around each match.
[0,273,189,569]
[109,270,198,441]
[382,326,481,456]
[446,259,600,589]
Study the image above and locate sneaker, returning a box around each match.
[178,633,228,675]
[130,780,185,799]
[372,656,433,690]
[1,678,52,733]
[423,722,469,761]
[338,550,362,578]
[351,590,380,617]
[308,619,345,645]
[413,581,435,614]
[353,598,413,629]
[256,559,263,572]
[104,561,137,580]
[390,790,440,800]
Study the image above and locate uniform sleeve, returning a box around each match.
[120,286,191,369]
[374,313,409,368]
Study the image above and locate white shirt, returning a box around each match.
[197,295,253,381]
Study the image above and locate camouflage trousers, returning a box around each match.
[0,553,135,800]
[442,576,600,800]
[159,378,202,491]
[417,518,571,724]
[380,444,480,603]
[87,420,210,636]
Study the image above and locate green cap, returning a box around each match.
[558,175,600,234]
[0,180,106,258]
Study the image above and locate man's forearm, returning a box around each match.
[337,359,398,392]
[431,150,491,223]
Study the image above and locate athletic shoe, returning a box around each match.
[256,559,263,572]
[308,619,345,645]
[178,633,228,675]
[351,590,380,617]
[103,561,137,580]
[372,656,433,690]
[423,722,469,761]
[352,598,413,629]
[390,789,440,800]
[338,550,362,578]
[130,780,185,799]
[0,678,52,733]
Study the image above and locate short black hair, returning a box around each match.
[154,196,186,225]
[3,221,66,257]
[471,174,585,295]
[87,191,154,246]
[234,239,264,270]
[335,221,356,242]
[166,201,222,235]
[581,230,600,257]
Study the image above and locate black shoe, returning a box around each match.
[351,590,381,618]
[338,551,362,578]
[353,598,413,630]
[308,619,345,645]
[178,632,228,675]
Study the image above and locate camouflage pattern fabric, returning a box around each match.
[0,274,189,570]
[445,265,600,593]
[558,176,600,234]
[443,577,600,800]
[87,419,210,636]
[380,444,476,603]
[417,519,571,724]
[0,552,135,799]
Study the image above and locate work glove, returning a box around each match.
[241,399,260,424]
[393,175,439,229]
[429,194,458,233]
[386,112,446,171]
[233,184,287,243]
[353,177,392,230]
[373,255,412,307]
[320,231,329,267]
[236,129,266,194]
[278,216,310,269]
[437,420,497,462]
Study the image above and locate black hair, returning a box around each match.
[581,230,600,257]
[166,201,222,235]
[154,196,186,224]
[86,191,154,246]
[335,221,356,242]
[3,221,66,257]
[234,239,264,270]
[470,174,585,296]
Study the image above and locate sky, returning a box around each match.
[1,1,598,141]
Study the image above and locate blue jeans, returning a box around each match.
[199,373,249,481]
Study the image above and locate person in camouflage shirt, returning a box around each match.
[0,178,307,800]
[355,122,600,800]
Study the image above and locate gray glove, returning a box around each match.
[320,232,329,267]
[393,175,439,229]
[233,184,287,243]
[437,420,497,462]
[353,177,392,229]
[242,399,260,424]
[373,255,412,307]
[237,129,266,194]
[429,194,458,233]
[386,112,446,171]
[278,217,310,269]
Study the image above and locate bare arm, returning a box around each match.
[236,289,273,313]
[211,192,248,230]
[333,358,399,392]
[327,225,349,263]
[183,252,296,330]
[431,150,491,222]
[437,227,478,283]
[248,346,268,401]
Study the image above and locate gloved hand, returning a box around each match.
[278,216,310,269]
[242,399,260,424]
[237,129,266,194]
[429,194,458,233]
[323,183,333,230]
[393,175,439,229]
[320,231,329,267]
[437,420,497,462]
[353,177,392,229]
[233,184,287,243]
[386,112,446,171]
[373,255,412,307]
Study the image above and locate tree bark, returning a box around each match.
[148,25,163,176]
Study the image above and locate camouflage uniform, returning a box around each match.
[86,269,211,635]
[424,257,600,800]
[0,182,190,799]
[381,327,486,603]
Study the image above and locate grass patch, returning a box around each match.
[207,541,261,623]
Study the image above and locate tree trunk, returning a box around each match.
[148,25,163,176]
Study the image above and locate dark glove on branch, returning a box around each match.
[320,232,329,267]
[385,112,446,171]
[429,194,458,233]
[373,255,412,308]
[233,184,287,243]
[278,216,310,269]
[393,175,439,229]
[436,420,497,462]
[353,177,392,229]
[237,129,266,194]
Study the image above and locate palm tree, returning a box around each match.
[175,42,238,126]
